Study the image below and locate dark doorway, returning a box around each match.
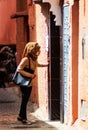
[48,12,60,120]
[0,44,17,88]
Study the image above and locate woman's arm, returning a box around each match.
[37,62,49,67]
[17,57,36,79]
[37,57,50,67]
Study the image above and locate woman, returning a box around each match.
[17,42,48,125]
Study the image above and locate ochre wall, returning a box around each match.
[78,0,88,129]
[72,1,79,124]
[0,0,16,44]
[28,3,49,119]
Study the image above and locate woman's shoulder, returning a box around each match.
[22,57,28,61]
[20,57,29,64]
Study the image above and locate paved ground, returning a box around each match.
[0,85,84,130]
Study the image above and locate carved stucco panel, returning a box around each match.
[42,0,61,25]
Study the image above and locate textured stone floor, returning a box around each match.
[0,87,84,130]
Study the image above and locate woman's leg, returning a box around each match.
[19,86,32,120]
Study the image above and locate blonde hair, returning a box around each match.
[22,42,40,60]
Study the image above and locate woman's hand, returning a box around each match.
[31,74,36,79]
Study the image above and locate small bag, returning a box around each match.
[12,68,34,87]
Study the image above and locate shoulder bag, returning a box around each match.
[12,60,34,87]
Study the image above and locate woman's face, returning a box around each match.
[36,49,41,56]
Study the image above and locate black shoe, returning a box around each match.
[22,119,31,125]
[17,117,23,122]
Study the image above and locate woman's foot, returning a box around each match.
[17,117,31,125]
[22,119,31,125]
[17,116,23,121]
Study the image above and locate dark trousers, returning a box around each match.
[19,86,32,120]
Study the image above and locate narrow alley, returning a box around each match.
[0,0,88,130]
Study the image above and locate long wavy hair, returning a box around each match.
[22,42,40,61]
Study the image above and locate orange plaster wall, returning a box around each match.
[0,0,16,44]
[78,0,88,129]
[35,3,49,119]
[28,3,36,42]
[28,3,49,119]
[72,1,79,124]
